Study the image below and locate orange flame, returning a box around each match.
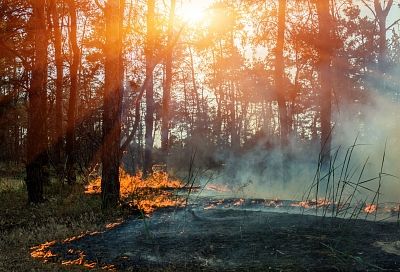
[85,168,185,213]
[364,203,377,214]
[291,199,331,209]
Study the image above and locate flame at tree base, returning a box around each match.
[85,168,186,213]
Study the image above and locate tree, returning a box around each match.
[66,0,80,184]
[26,0,49,203]
[49,0,64,166]
[315,0,334,165]
[275,0,289,147]
[101,0,124,209]
[143,0,156,176]
[161,0,176,166]
[274,0,290,181]
[373,0,394,73]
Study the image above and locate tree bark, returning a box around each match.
[49,0,63,165]
[275,0,288,149]
[315,0,333,165]
[66,0,80,184]
[374,0,393,74]
[101,0,123,209]
[143,0,155,177]
[274,0,290,182]
[161,0,176,165]
[26,0,49,203]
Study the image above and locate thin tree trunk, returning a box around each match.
[49,0,63,166]
[26,0,49,203]
[66,0,80,184]
[374,0,393,74]
[143,0,155,177]
[315,0,333,165]
[275,0,288,147]
[230,81,239,150]
[189,47,202,133]
[161,0,176,165]
[275,0,290,181]
[101,0,123,209]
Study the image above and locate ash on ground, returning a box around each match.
[46,198,400,271]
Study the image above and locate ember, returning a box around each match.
[205,183,231,192]
[364,203,377,214]
[233,198,245,206]
[264,199,283,207]
[30,241,57,261]
[291,199,331,209]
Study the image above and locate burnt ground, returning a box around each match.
[44,202,400,272]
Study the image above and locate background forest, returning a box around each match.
[1,0,400,207]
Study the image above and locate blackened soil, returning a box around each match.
[49,208,400,271]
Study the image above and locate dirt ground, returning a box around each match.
[44,203,400,271]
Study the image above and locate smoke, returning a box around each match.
[332,92,400,202]
[205,91,400,204]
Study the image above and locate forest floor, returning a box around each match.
[2,165,400,272]
[30,200,400,271]
[0,172,126,272]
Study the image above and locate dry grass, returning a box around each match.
[0,182,124,271]
[0,169,184,271]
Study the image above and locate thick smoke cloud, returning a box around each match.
[205,90,400,204]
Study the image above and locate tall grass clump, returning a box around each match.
[301,137,398,222]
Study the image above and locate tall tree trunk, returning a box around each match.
[26,0,49,203]
[49,0,63,166]
[274,0,290,181]
[275,0,288,146]
[143,0,155,176]
[66,0,80,184]
[374,0,393,74]
[101,0,123,209]
[315,0,333,165]
[189,47,202,133]
[230,81,240,150]
[161,0,175,166]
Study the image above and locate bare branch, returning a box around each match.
[361,0,376,17]
[120,24,186,155]
[386,18,400,30]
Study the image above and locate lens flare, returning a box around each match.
[177,2,206,24]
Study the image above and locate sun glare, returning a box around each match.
[177,1,207,24]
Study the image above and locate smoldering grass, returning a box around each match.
[183,149,197,207]
[335,136,359,216]
[301,136,398,223]
[366,139,387,222]
[342,157,369,218]
[349,198,367,220]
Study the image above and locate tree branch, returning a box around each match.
[386,18,400,30]
[361,0,376,17]
[119,23,186,156]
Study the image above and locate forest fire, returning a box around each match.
[30,225,123,270]
[85,168,185,213]
[30,241,57,260]
[290,199,332,209]
[2,0,400,270]
[364,203,377,214]
[29,200,400,271]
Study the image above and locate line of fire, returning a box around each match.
[1,0,400,271]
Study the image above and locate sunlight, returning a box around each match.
[177,1,207,25]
